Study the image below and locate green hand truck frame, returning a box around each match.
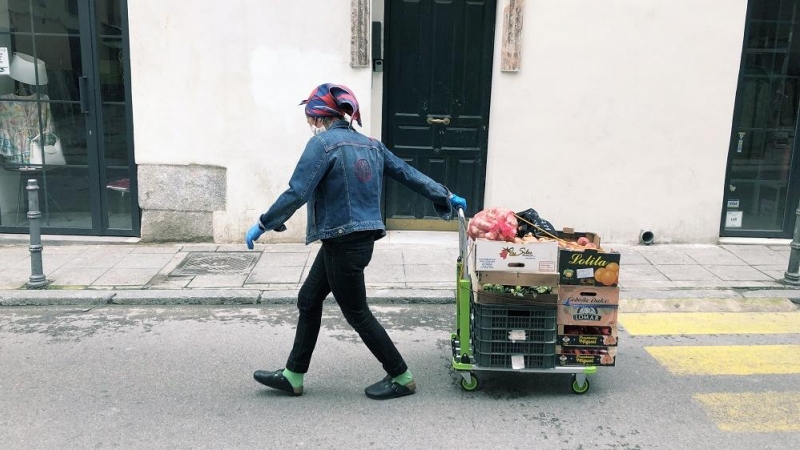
[450,208,596,393]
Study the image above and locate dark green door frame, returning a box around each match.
[0,0,138,237]
[721,0,800,239]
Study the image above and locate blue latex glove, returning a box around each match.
[449,193,467,212]
[245,224,265,250]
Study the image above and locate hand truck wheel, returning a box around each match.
[571,375,590,394]
[460,373,479,391]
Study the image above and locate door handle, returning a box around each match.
[426,116,451,125]
[78,76,89,114]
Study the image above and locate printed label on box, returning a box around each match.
[558,285,620,306]
[556,325,619,347]
[508,330,526,342]
[559,334,618,347]
[473,239,558,273]
[558,304,618,326]
[557,346,616,366]
[576,267,594,279]
[558,353,616,366]
[558,248,621,286]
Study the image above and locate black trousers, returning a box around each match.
[285,231,408,377]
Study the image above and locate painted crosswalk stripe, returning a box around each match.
[693,392,800,432]
[645,344,800,375]
[622,312,800,336]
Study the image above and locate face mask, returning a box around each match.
[310,122,326,136]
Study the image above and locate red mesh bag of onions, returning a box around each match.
[467,207,518,242]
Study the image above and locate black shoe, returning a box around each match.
[253,369,303,396]
[364,376,416,400]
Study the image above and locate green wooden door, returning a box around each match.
[383,0,496,230]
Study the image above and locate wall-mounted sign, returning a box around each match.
[736,132,745,153]
[727,199,739,208]
[0,48,9,75]
[725,210,743,228]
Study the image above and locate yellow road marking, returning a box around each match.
[645,345,800,375]
[622,312,800,335]
[694,392,800,432]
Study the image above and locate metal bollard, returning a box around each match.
[26,179,47,289]
[785,197,800,286]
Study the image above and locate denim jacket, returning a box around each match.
[259,120,455,244]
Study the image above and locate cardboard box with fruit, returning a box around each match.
[557,346,617,366]
[476,271,559,288]
[472,239,558,273]
[557,302,619,327]
[471,270,559,305]
[558,248,621,286]
[558,325,619,347]
[557,285,620,307]
[523,227,622,287]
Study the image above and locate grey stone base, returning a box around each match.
[140,210,213,243]
[138,164,226,242]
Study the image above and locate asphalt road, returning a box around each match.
[1,304,798,449]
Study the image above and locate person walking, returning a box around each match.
[245,83,467,400]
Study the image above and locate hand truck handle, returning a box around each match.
[457,207,469,276]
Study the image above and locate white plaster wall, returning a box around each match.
[485,0,748,243]
[128,0,374,243]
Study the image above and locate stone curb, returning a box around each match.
[1,288,799,307]
[109,290,261,305]
[0,291,114,306]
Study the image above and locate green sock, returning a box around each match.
[392,370,413,386]
[282,368,304,388]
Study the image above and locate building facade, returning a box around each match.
[0,0,798,244]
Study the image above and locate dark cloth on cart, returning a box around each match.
[516,208,557,239]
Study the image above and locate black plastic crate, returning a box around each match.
[472,327,556,343]
[472,339,555,355]
[473,353,556,370]
[472,302,557,331]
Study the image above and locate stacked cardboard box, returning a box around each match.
[469,239,561,369]
[554,230,620,367]
[470,229,621,368]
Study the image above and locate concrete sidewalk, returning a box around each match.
[1,231,799,306]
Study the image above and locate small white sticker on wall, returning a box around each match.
[727,199,739,208]
[511,355,525,370]
[0,48,9,74]
[725,211,743,228]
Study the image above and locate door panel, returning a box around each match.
[723,0,800,237]
[0,2,91,229]
[33,34,83,102]
[93,1,134,232]
[384,0,496,227]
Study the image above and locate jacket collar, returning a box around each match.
[328,119,354,131]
